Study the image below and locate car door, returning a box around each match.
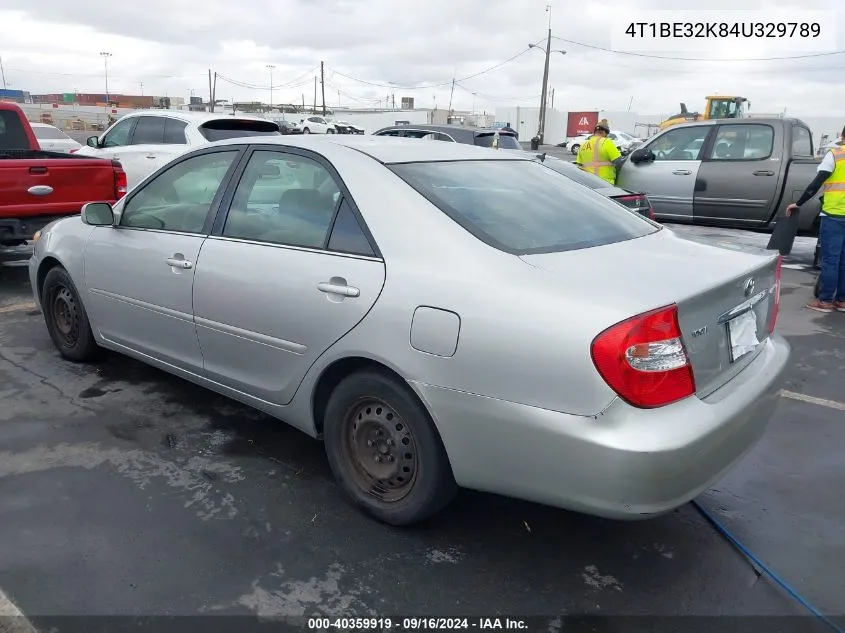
[78,116,138,161]
[117,115,172,190]
[83,148,242,372]
[616,124,712,221]
[693,123,782,226]
[192,147,386,405]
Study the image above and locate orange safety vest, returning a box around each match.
[821,146,845,217]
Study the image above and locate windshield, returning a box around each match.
[390,160,658,255]
[474,132,521,150]
[199,119,281,141]
[33,126,71,140]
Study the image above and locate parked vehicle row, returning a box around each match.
[0,102,127,248]
[30,122,83,154]
[563,130,642,156]
[30,134,789,527]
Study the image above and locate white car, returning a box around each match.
[73,110,282,190]
[297,116,336,135]
[30,123,83,153]
[567,131,639,155]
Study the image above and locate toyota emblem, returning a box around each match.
[743,278,756,297]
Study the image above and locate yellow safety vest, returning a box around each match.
[822,147,845,217]
[576,135,620,185]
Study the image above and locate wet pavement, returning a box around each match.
[0,226,843,628]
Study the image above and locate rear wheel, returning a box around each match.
[42,266,99,362]
[570,144,580,155]
[303,127,311,134]
[323,370,457,526]
[327,127,336,134]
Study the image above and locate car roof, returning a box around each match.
[117,109,269,124]
[375,123,514,135]
[29,122,56,128]
[206,134,532,164]
[662,117,808,130]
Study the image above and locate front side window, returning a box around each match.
[708,124,774,160]
[120,151,238,233]
[648,126,709,161]
[390,159,658,255]
[102,118,137,148]
[223,150,341,249]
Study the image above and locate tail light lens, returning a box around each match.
[591,304,696,409]
[112,160,127,199]
[768,255,782,334]
[615,194,653,220]
[69,148,79,154]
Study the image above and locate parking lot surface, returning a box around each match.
[0,223,843,627]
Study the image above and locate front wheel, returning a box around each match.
[324,370,457,526]
[327,128,336,134]
[570,144,580,155]
[42,266,100,362]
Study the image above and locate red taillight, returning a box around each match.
[768,255,782,334]
[590,304,696,409]
[112,160,127,199]
[69,148,79,154]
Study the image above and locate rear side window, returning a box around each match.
[390,160,658,255]
[199,119,281,142]
[164,118,188,144]
[328,198,375,256]
[474,132,521,150]
[0,110,30,150]
[792,126,813,157]
[33,126,69,140]
[131,116,165,144]
[538,157,608,190]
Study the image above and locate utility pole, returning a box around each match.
[100,51,112,103]
[0,56,6,91]
[267,64,275,109]
[447,75,456,122]
[320,61,326,115]
[537,5,552,143]
[140,81,144,96]
[208,69,213,112]
[313,77,317,114]
[550,88,554,108]
[211,72,217,112]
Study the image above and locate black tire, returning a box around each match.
[570,144,580,155]
[303,127,310,134]
[323,370,457,526]
[327,128,336,134]
[41,266,99,362]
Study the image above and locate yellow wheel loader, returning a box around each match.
[658,96,749,131]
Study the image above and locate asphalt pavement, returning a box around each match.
[0,224,843,631]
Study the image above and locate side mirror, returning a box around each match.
[86,136,100,148]
[81,202,115,226]
[629,148,655,164]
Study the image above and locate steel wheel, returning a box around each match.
[343,398,418,502]
[50,285,80,349]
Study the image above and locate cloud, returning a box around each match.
[1,0,843,116]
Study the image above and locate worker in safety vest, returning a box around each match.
[786,124,845,312]
[575,119,625,185]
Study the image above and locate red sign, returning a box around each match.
[567,111,598,137]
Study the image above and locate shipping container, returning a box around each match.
[62,93,75,103]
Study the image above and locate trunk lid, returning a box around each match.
[521,227,780,399]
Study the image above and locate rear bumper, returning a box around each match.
[411,334,790,519]
[0,215,71,244]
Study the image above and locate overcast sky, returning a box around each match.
[0,0,842,117]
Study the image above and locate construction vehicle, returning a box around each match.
[658,96,749,131]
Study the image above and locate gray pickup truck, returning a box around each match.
[618,117,822,235]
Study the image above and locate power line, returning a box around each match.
[551,35,845,61]
[455,82,540,102]
[215,67,319,91]
[329,45,540,90]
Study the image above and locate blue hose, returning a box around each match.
[691,500,845,633]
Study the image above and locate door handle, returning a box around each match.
[146,155,157,159]
[27,185,54,196]
[165,257,193,269]
[317,281,360,297]
[672,170,692,175]
[753,170,775,176]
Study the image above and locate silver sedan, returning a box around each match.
[29,135,790,526]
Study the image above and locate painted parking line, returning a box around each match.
[780,389,845,412]
[0,302,36,315]
[0,590,37,633]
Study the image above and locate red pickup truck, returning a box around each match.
[0,101,127,247]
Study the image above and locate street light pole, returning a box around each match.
[537,5,552,144]
[100,52,112,103]
[266,64,275,109]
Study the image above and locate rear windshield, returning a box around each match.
[389,160,658,255]
[199,119,281,142]
[535,156,609,190]
[474,132,521,150]
[33,126,70,140]
[0,110,30,150]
